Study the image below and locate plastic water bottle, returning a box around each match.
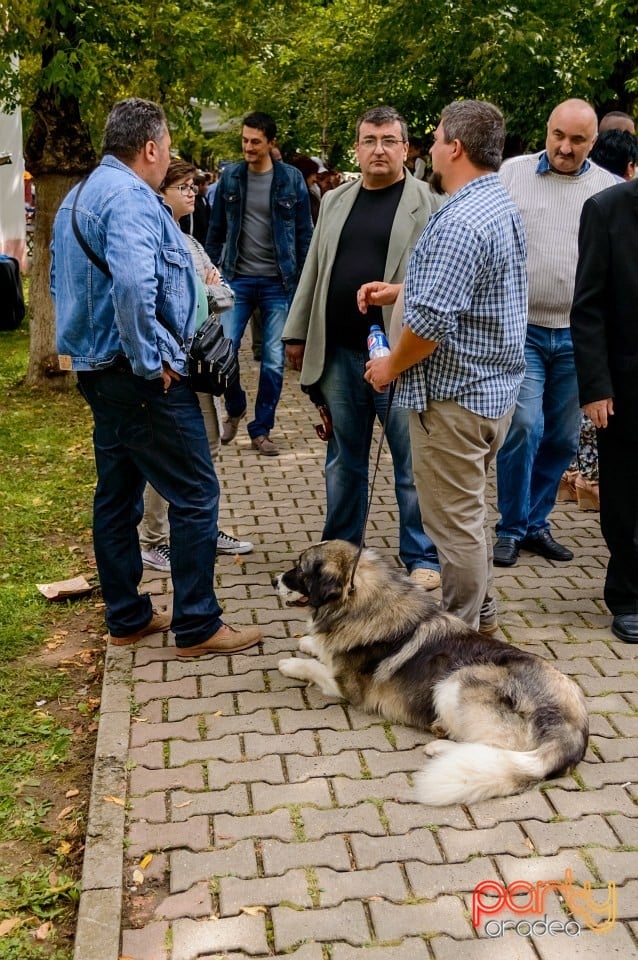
[367,324,390,359]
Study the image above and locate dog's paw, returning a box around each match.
[298,635,319,655]
[278,657,307,680]
[424,739,453,757]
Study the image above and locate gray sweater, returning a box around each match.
[499,152,616,329]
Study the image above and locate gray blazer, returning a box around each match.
[282,172,444,386]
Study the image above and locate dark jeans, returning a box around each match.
[78,370,223,647]
[496,325,581,540]
[318,346,439,573]
[221,276,291,439]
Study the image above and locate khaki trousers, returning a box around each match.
[409,399,513,630]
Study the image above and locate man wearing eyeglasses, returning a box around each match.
[282,106,443,589]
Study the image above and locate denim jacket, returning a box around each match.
[51,155,197,379]
[205,160,313,293]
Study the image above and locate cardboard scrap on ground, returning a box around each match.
[36,576,94,601]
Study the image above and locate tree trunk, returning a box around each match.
[24,87,95,389]
[25,173,80,387]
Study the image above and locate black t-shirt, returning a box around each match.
[326,178,404,351]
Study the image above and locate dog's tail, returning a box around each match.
[414,739,580,806]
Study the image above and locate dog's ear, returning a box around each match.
[307,571,342,607]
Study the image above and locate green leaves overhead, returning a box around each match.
[1,0,636,165]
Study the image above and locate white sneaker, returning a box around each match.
[217,530,253,555]
[141,544,171,572]
[410,568,441,590]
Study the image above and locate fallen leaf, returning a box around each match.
[0,918,21,937]
[103,795,125,806]
[524,837,535,851]
[240,905,267,916]
[212,710,223,717]
[65,788,79,799]
[174,800,192,809]
[46,638,66,650]
[139,853,153,869]
[132,869,144,885]
[34,921,52,941]
[367,896,383,902]
[57,805,75,820]
[56,840,72,857]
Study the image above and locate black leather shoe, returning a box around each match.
[611,614,638,644]
[520,530,573,561]
[493,537,520,567]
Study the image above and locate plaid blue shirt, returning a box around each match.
[397,174,528,418]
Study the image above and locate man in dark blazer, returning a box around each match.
[571,178,638,643]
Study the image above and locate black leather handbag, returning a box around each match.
[188,314,238,395]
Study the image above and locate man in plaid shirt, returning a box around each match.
[361,100,527,633]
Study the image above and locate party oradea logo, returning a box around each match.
[472,869,616,938]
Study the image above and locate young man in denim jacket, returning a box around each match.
[206,112,313,456]
[51,97,262,658]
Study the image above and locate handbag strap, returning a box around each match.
[71,177,112,278]
[70,174,186,350]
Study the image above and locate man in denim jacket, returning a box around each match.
[206,112,313,456]
[51,97,262,658]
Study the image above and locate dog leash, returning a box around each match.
[349,379,396,593]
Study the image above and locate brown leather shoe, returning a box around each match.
[251,434,279,456]
[221,410,246,445]
[108,608,171,646]
[176,623,263,658]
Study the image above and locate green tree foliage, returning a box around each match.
[1,0,636,382]
[212,0,637,157]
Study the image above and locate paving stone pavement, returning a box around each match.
[74,346,638,960]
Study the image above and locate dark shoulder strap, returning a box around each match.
[71,177,112,278]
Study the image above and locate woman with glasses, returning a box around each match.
[139,159,254,572]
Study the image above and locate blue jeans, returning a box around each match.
[77,370,223,647]
[221,276,292,439]
[318,347,439,573]
[496,325,582,541]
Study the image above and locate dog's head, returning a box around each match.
[273,540,362,609]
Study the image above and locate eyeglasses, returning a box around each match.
[175,183,198,195]
[358,137,406,150]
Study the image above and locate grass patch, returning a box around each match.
[0,316,102,959]
[1,331,95,660]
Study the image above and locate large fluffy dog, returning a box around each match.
[275,540,588,806]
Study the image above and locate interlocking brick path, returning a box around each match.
[74,345,638,960]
